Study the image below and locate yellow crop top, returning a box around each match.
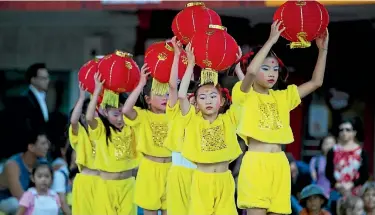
[164,100,185,152]
[232,81,301,144]
[181,105,243,164]
[88,117,140,173]
[69,124,96,171]
[124,107,172,157]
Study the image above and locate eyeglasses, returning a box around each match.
[339,128,353,132]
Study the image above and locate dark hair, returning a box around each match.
[139,78,153,109]
[25,63,47,84]
[227,46,288,90]
[29,161,54,188]
[68,98,90,131]
[99,93,128,145]
[193,82,231,114]
[319,134,336,151]
[24,129,47,152]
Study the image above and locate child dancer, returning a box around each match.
[178,43,243,215]
[234,20,329,215]
[86,73,139,215]
[122,65,171,215]
[17,162,62,215]
[69,83,99,215]
[164,37,197,215]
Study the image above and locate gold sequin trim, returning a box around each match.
[165,43,174,51]
[209,24,227,31]
[91,140,96,158]
[112,135,134,160]
[186,2,205,7]
[151,122,168,147]
[201,125,226,152]
[115,50,133,58]
[295,0,306,6]
[258,103,283,130]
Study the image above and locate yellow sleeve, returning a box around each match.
[166,100,180,120]
[178,104,195,125]
[231,81,250,105]
[123,106,145,127]
[88,117,105,141]
[225,103,243,126]
[68,124,79,149]
[283,84,301,111]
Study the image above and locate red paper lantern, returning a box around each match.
[172,2,222,45]
[78,58,100,94]
[191,24,239,85]
[273,0,329,48]
[98,50,140,107]
[144,41,188,95]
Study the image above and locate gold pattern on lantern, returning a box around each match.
[182,36,190,43]
[290,32,311,49]
[209,24,227,31]
[182,56,188,65]
[158,52,168,61]
[203,59,212,67]
[295,0,306,6]
[112,135,134,160]
[165,43,174,52]
[206,30,215,36]
[125,61,133,69]
[201,125,227,152]
[115,50,133,58]
[186,2,205,7]
[151,122,168,147]
[258,102,283,130]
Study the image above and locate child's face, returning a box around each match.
[347,199,365,215]
[147,93,168,113]
[363,188,375,210]
[195,85,223,116]
[322,136,335,154]
[104,106,124,129]
[306,195,325,212]
[33,166,52,192]
[255,56,279,89]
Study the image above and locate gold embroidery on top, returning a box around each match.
[201,125,226,152]
[258,102,283,130]
[112,135,134,160]
[151,122,168,147]
[91,140,96,158]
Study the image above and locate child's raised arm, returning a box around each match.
[122,64,150,120]
[241,20,285,93]
[86,73,104,130]
[235,47,245,81]
[70,83,86,135]
[168,36,182,107]
[178,43,195,116]
[297,29,328,99]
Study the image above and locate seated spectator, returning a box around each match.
[360,181,375,215]
[310,135,336,197]
[0,130,49,214]
[287,153,313,215]
[337,195,365,215]
[299,184,331,215]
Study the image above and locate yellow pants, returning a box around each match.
[134,157,171,210]
[237,151,291,214]
[189,170,237,215]
[167,166,195,215]
[72,173,100,215]
[95,176,137,215]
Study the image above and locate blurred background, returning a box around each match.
[0,0,374,172]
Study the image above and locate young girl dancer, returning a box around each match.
[164,37,197,215]
[69,83,99,215]
[122,64,171,215]
[17,162,62,215]
[86,73,139,215]
[234,20,329,215]
[178,43,243,215]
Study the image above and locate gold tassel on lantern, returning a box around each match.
[290,32,311,49]
[151,79,169,96]
[200,68,218,86]
[101,89,119,108]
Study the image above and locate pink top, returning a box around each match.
[19,188,61,215]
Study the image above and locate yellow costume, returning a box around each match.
[165,101,196,215]
[232,81,301,214]
[124,107,172,211]
[181,104,243,215]
[69,124,100,215]
[88,117,139,215]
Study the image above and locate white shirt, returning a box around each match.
[51,159,69,194]
[29,85,49,122]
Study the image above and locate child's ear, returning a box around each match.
[30,175,35,183]
[144,95,151,104]
[220,97,225,107]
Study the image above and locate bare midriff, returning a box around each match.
[247,138,282,153]
[99,169,133,180]
[196,161,230,173]
[144,154,172,163]
[81,167,99,176]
